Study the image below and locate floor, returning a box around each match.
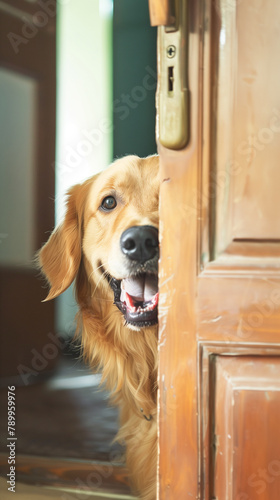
[0,348,134,499]
[0,477,135,499]
[0,351,121,461]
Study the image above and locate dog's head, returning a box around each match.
[39,155,160,331]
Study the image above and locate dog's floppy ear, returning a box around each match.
[38,179,92,301]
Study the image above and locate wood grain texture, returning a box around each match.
[157,0,280,498]
[198,2,280,497]
[214,356,280,500]
[148,0,175,27]
[200,344,280,499]
[157,1,201,497]
[198,274,280,343]
[211,0,280,252]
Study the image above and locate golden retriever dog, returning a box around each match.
[39,155,159,500]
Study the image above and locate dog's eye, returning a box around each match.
[101,196,117,211]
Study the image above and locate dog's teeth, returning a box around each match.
[120,282,158,317]
[121,274,159,303]
[122,276,144,301]
[120,289,126,303]
[144,274,158,302]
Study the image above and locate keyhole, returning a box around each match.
[168,66,174,94]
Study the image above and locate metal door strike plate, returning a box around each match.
[157,1,189,150]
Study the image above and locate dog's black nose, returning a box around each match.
[120,225,158,263]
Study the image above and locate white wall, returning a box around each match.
[55,0,113,335]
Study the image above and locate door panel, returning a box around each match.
[0,67,37,266]
[212,0,280,250]
[156,0,280,498]
[214,356,280,500]
[198,275,280,342]
[0,2,56,378]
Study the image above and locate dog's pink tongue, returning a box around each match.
[122,275,158,302]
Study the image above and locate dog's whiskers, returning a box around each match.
[90,260,111,299]
[87,262,104,281]
[91,274,105,298]
[94,262,105,273]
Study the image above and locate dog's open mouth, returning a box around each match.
[109,273,158,328]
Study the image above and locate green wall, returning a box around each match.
[113,0,157,158]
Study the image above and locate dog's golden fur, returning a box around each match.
[39,155,159,499]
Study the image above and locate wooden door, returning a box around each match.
[0,1,56,379]
[153,0,280,498]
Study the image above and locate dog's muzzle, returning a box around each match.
[108,226,159,328]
